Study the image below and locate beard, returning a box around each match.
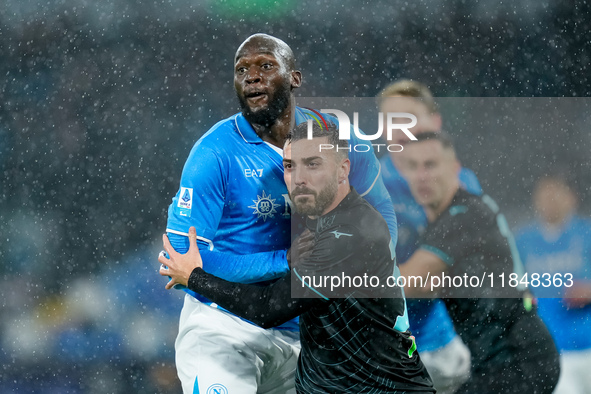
[290,178,338,217]
[237,80,291,127]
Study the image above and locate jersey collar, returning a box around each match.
[234,113,263,144]
[294,106,309,124]
[333,187,360,212]
[381,155,404,181]
[235,107,308,144]
[305,188,360,231]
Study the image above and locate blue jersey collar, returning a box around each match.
[294,106,309,124]
[380,154,405,182]
[234,113,263,144]
[234,107,309,144]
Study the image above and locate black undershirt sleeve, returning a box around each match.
[421,209,476,266]
[188,267,317,329]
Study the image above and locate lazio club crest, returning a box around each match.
[249,190,281,222]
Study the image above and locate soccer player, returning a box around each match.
[516,174,591,394]
[160,122,435,393]
[164,34,397,393]
[377,79,476,393]
[399,132,560,393]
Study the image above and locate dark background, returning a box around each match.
[1,0,589,392]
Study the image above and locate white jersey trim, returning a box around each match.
[358,161,381,197]
[235,116,250,144]
[264,141,283,157]
[166,228,215,251]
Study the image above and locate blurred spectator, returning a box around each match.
[516,174,591,394]
[0,243,183,393]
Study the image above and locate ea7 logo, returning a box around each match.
[245,168,263,177]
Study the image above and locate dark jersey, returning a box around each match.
[189,189,434,393]
[421,189,524,292]
[419,189,559,393]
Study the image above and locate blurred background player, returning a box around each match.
[400,132,560,394]
[376,79,477,393]
[516,174,591,394]
[164,34,397,393]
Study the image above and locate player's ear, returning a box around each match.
[453,158,461,176]
[291,70,302,89]
[338,158,351,184]
[431,112,442,131]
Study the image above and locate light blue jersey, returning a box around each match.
[516,216,591,352]
[380,154,482,351]
[166,108,397,329]
[167,112,292,262]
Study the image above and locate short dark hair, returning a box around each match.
[287,121,349,158]
[408,131,455,152]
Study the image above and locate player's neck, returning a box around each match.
[253,100,296,149]
[542,213,573,232]
[318,184,351,217]
[426,184,459,222]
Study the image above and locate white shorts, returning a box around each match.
[175,294,300,394]
[419,335,471,394]
[553,347,591,394]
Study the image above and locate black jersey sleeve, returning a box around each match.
[419,203,488,266]
[188,267,316,329]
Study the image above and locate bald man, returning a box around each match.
[163,34,397,393]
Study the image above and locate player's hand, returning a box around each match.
[158,227,203,290]
[563,281,591,309]
[287,229,315,268]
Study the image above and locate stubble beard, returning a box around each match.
[291,178,338,217]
